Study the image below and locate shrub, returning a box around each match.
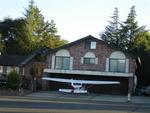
[7,70,22,90]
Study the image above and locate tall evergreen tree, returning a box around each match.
[24,0,46,49]
[120,6,145,50]
[24,0,67,50]
[100,7,123,48]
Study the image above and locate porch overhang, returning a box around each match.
[44,68,133,77]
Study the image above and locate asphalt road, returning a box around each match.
[0,98,150,113]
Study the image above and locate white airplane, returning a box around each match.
[42,77,120,94]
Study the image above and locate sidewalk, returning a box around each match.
[26,91,150,104]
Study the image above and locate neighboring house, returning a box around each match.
[0,49,46,91]
[43,35,136,95]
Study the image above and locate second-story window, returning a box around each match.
[85,41,96,49]
[55,56,70,70]
[90,42,96,49]
[84,58,95,64]
[82,52,97,65]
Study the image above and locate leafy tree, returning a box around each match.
[0,18,32,55]
[24,0,67,50]
[0,0,67,55]
[7,70,22,90]
[100,7,124,48]
[131,32,150,86]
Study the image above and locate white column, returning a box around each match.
[106,58,109,72]
[70,57,73,70]
[81,57,84,64]
[51,55,55,69]
[126,59,129,73]
[95,57,98,64]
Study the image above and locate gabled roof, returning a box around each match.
[50,35,107,53]
[47,35,136,58]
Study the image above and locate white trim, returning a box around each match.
[110,51,126,59]
[81,57,84,64]
[0,66,3,73]
[70,57,73,70]
[44,68,133,77]
[51,55,55,69]
[56,49,70,56]
[106,58,109,72]
[95,58,98,64]
[22,67,25,75]
[126,59,129,73]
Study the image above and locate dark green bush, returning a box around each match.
[7,70,22,90]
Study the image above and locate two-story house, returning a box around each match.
[43,35,136,95]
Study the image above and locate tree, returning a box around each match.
[0,17,32,55]
[7,70,22,90]
[120,6,145,50]
[131,32,150,87]
[0,0,67,55]
[100,7,124,48]
[24,0,67,50]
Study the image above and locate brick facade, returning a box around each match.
[44,35,136,95]
[46,37,136,73]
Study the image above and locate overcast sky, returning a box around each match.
[0,0,150,42]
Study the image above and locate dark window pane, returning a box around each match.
[55,56,70,70]
[85,41,90,49]
[55,57,62,69]
[118,60,125,72]
[84,58,95,64]
[63,57,70,70]
[109,59,126,73]
[109,59,117,72]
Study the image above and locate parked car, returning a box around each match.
[141,86,150,95]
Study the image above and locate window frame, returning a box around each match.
[90,41,96,49]
[109,58,126,73]
[55,56,70,70]
[83,57,96,64]
[85,41,96,49]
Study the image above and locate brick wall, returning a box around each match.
[46,39,136,73]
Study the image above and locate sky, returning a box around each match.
[0,0,150,42]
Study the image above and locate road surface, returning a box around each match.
[0,97,149,113]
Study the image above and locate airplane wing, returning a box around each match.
[42,77,120,84]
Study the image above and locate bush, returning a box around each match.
[7,70,22,90]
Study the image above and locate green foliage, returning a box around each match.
[24,0,67,50]
[132,32,150,51]
[101,7,123,48]
[131,32,150,86]
[120,6,146,50]
[101,6,146,50]
[7,70,22,90]
[0,17,32,55]
[0,0,68,55]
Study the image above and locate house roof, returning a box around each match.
[50,35,107,53]
[0,55,28,66]
[48,35,136,58]
[0,48,48,66]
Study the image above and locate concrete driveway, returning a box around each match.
[27,91,150,104]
